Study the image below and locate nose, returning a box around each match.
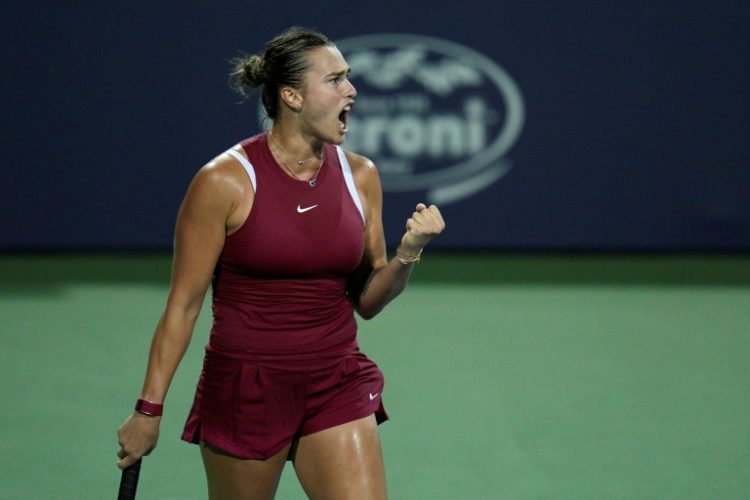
[345,78,357,98]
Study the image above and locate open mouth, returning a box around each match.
[338,105,352,132]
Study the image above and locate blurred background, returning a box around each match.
[1,1,748,498]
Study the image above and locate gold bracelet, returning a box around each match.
[395,247,422,264]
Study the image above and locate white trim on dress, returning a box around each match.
[336,146,365,224]
[226,149,257,192]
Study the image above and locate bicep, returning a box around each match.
[167,168,236,313]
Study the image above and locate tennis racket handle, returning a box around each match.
[118,458,142,500]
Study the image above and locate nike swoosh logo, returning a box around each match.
[369,392,379,401]
[297,204,318,213]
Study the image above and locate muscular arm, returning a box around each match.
[139,166,232,404]
[117,152,248,468]
[346,243,416,320]
[346,153,445,319]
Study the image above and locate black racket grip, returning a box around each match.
[118,458,142,500]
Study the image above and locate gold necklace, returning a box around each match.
[268,131,324,187]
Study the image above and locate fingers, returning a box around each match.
[117,453,139,470]
[406,204,445,235]
[116,414,159,469]
[117,444,133,469]
[117,444,152,469]
[117,442,138,469]
[401,203,445,251]
[427,204,444,228]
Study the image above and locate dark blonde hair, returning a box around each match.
[229,27,333,120]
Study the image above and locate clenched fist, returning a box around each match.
[400,203,446,254]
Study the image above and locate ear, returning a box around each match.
[280,86,303,112]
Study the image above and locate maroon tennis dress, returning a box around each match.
[181,133,387,459]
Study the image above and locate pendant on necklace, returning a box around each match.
[309,179,316,187]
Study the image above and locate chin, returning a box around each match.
[328,129,348,145]
[314,123,348,145]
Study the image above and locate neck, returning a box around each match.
[267,128,326,184]
[268,126,323,162]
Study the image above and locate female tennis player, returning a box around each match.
[116,26,444,499]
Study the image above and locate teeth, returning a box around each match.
[339,106,350,132]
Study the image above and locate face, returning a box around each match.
[294,45,357,145]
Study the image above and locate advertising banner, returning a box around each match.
[2,2,748,250]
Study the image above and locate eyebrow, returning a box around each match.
[326,68,352,78]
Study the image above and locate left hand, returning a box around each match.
[400,203,446,253]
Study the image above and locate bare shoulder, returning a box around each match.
[342,148,380,190]
[341,149,383,229]
[176,146,254,235]
[190,145,252,202]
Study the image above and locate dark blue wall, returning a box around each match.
[3,1,748,251]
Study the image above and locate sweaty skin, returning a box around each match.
[117,42,445,500]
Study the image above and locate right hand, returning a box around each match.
[116,413,161,469]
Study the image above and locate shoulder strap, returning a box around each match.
[336,146,365,223]
[226,149,257,192]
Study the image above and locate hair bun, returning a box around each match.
[243,54,266,86]
[229,53,265,97]
[228,27,332,118]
